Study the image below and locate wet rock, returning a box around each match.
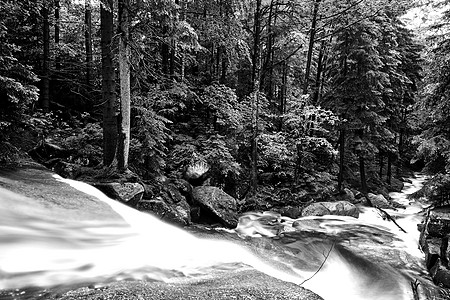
[301,201,359,218]
[421,237,442,269]
[40,270,323,300]
[367,193,391,209]
[192,186,238,228]
[52,161,81,179]
[94,182,144,206]
[389,177,404,192]
[430,258,450,288]
[277,206,303,219]
[335,188,360,204]
[427,207,450,238]
[137,198,190,226]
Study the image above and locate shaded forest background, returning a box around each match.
[1,0,450,210]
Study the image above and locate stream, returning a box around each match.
[0,173,443,299]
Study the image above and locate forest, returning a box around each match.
[1,0,450,215]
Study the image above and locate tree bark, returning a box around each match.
[41,5,50,111]
[101,0,118,166]
[85,0,93,86]
[359,154,368,195]
[54,0,60,71]
[118,0,131,172]
[278,60,288,131]
[250,0,262,193]
[303,0,321,95]
[313,40,325,104]
[387,152,392,185]
[337,128,345,192]
[379,152,384,179]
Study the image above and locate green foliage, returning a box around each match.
[64,122,103,166]
[258,132,294,172]
[130,94,173,176]
[200,84,243,131]
[0,1,39,143]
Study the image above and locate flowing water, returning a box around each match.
[0,174,440,299]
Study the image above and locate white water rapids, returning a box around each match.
[0,174,436,299]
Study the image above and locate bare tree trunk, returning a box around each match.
[337,128,345,192]
[250,0,262,193]
[101,0,117,166]
[278,61,288,131]
[379,152,384,179]
[360,154,368,194]
[41,5,50,111]
[387,152,392,185]
[54,0,60,71]
[303,0,321,95]
[117,0,131,172]
[313,40,325,104]
[85,0,93,86]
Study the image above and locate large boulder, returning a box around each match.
[137,198,191,226]
[301,201,359,218]
[192,186,239,228]
[94,182,144,206]
[367,193,391,209]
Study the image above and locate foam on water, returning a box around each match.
[0,173,432,300]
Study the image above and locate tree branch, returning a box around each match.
[299,240,335,286]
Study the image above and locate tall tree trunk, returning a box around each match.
[220,47,227,84]
[313,40,325,104]
[359,154,368,195]
[387,152,392,185]
[54,0,60,71]
[278,60,288,131]
[117,0,131,172]
[337,128,345,192]
[101,0,117,166]
[85,0,93,86]
[250,0,262,193]
[397,127,404,177]
[303,0,321,95]
[379,152,384,179]
[41,5,50,111]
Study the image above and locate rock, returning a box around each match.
[430,258,450,288]
[367,193,391,209]
[277,206,303,219]
[335,188,360,204]
[36,270,323,300]
[421,237,442,269]
[192,186,239,228]
[184,161,210,186]
[389,177,404,192]
[301,201,359,218]
[137,198,191,226]
[426,207,450,238]
[94,182,144,206]
[52,160,81,179]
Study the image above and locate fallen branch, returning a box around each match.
[376,206,407,233]
[299,241,335,286]
[411,278,420,300]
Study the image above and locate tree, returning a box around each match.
[85,0,93,86]
[41,2,50,111]
[101,0,118,166]
[117,0,131,171]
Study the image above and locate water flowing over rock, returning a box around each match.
[192,186,239,228]
[301,201,359,218]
